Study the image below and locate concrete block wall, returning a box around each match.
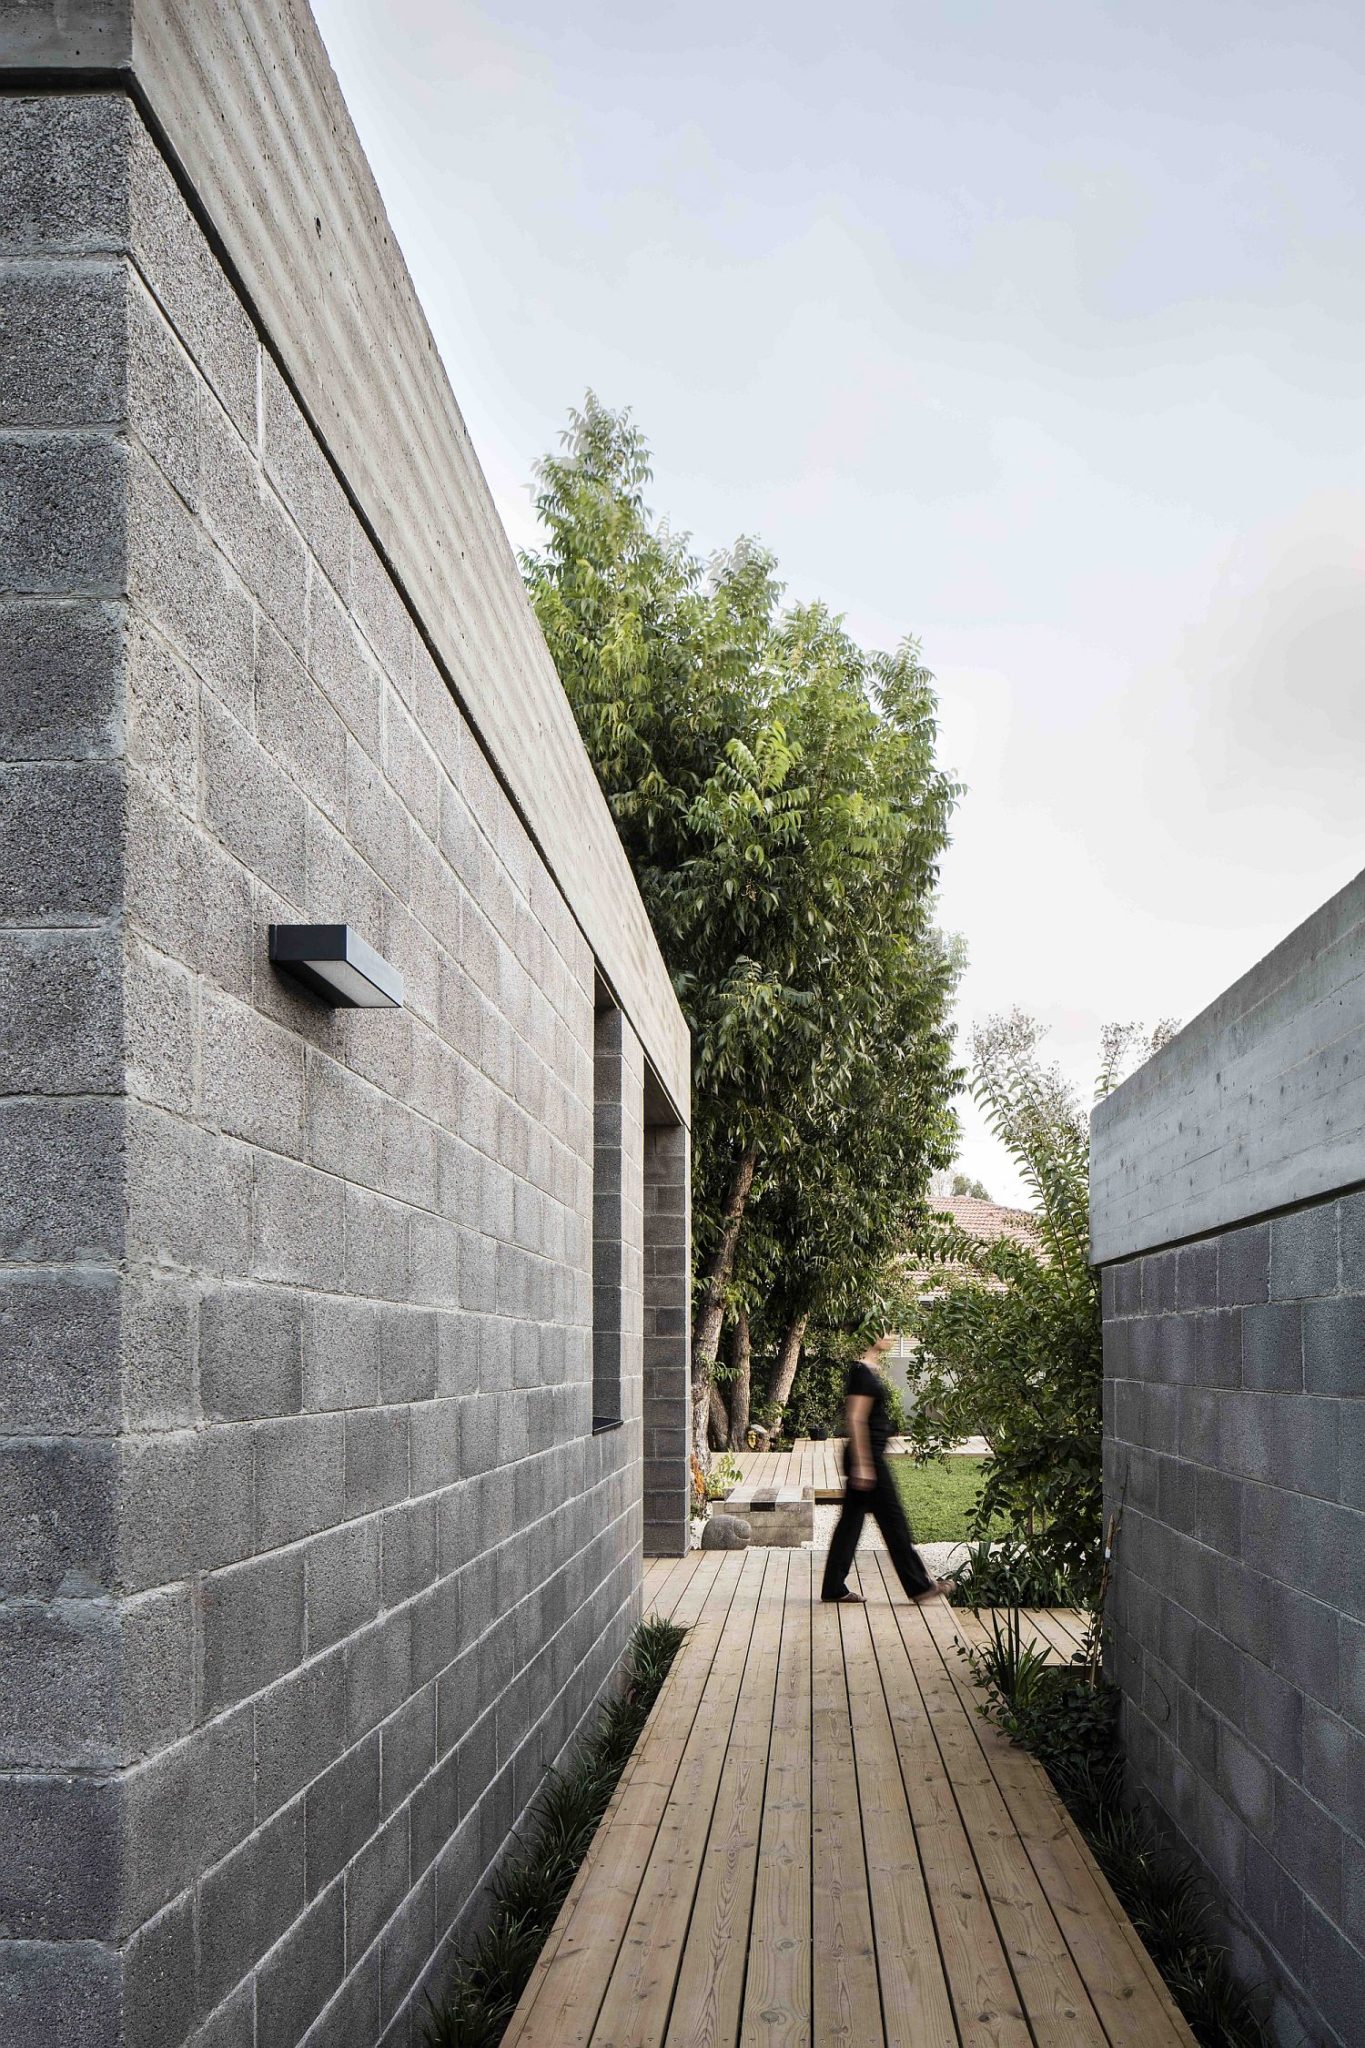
[591,1004,645,1430]
[0,90,666,2048]
[642,1118,692,1556]
[1095,873,1365,2048]
[1104,1202,1365,2046]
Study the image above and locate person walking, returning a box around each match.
[821,1332,952,1604]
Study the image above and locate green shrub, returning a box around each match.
[423,1616,686,2048]
[908,1015,1175,1603]
[704,1451,742,1500]
[948,1532,1078,1608]
[774,1351,910,1447]
[968,1607,1116,1775]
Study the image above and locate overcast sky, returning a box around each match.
[314,0,1364,1205]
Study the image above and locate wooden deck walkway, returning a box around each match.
[503,1550,1195,2048]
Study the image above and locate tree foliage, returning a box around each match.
[907,1011,1176,1598]
[523,395,961,1449]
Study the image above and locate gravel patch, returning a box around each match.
[807,1503,971,1579]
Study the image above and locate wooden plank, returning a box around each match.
[664,1552,790,2048]
[1018,1609,1085,1663]
[971,1609,1065,1666]
[505,1559,717,2038]
[840,1587,957,2046]
[860,1565,1031,2047]
[881,1585,1108,2047]
[505,1553,732,2040]
[742,1549,813,2048]
[514,1551,725,2015]
[504,1552,746,2048]
[797,1439,815,1495]
[643,1556,689,1619]
[944,1607,1196,2044]
[924,1603,1196,2047]
[1054,1608,1096,1654]
[661,1551,729,1632]
[511,1553,1194,2048]
[645,1553,714,1624]
[592,1550,771,2047]
[810,1563,881,2048]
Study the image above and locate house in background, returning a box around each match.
[886,1190,1041,1411]
[0,6,690,2043]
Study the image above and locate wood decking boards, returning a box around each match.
[730,1437,845,1502]
[503,1555,1196,2048]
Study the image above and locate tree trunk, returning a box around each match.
[689,1142,759,1459]
[728,1308,752,1450]
[708,1379,730,1451]
[765,1312,809,1422]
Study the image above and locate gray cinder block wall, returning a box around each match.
[643,1113,693,1555]
[591,1002,645,1431]
[0,57,689,2048]
[1092,870,1365,2048]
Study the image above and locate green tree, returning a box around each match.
[950,1171,993,1200]
[907,1011,1175,1598]
[523,395,960,1455]
[735,942,960,1437]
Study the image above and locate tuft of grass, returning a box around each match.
[890,1455,1010,1543]
[422,1616,686,2048]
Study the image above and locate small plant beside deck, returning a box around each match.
[423,1618,685,2048]
[964,1610,1270,2047]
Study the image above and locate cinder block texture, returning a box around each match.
[591,1004,645,1430]
[0,87,681,2048]
[1103,1187,1365,2048]
[643,1117,692,1556]
[1,106,135,2048]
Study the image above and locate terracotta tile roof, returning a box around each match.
[901,1193,1043,1293]
[929,1194,1042,1244]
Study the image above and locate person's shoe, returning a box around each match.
[821,1589,864,1603]
[911,1579,954,1603]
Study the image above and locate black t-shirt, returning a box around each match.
[846,1359,893,1457]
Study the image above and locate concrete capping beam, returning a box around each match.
[0,0,689,1121]
[0,3,129,67]
[1091,865,1365,1265]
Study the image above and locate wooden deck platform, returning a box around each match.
[503,1550,1195,2048]
[727,1436,845,1505]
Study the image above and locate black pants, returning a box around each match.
[821,1457,935,1600]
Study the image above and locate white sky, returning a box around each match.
[313,0,1364,1206]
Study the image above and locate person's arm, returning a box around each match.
[845,1391,875,1490]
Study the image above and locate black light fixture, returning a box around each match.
[268,924,404,1009]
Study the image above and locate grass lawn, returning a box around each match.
[890,1456,1007,1543]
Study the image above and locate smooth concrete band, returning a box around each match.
[1091,866,1365,1266]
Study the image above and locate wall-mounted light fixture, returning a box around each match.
[268,924,403,1009]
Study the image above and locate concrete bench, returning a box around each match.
[723,1479,814,1547]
